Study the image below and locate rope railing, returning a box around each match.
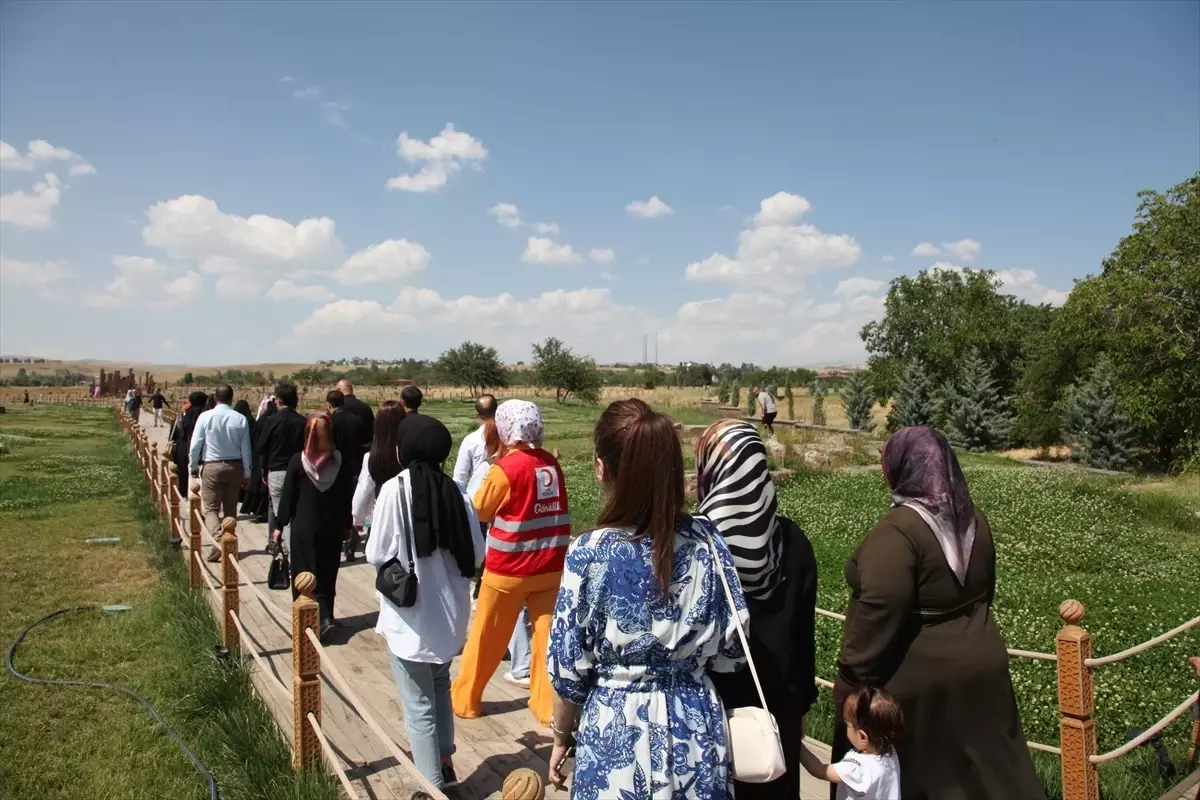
[116,408,1199,800]
[307,712,365,800]
[302,625,448,800]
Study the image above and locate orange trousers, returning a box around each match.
[451,569,561,726]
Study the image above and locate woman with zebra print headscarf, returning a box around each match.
[698,419,819,800]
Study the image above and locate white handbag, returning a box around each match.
[706,533,788,784]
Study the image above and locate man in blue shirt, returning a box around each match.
[189,383,252,561]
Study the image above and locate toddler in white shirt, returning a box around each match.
[800,686,903,799]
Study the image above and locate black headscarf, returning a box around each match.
[398,414,475,578]
[233,399,254,435]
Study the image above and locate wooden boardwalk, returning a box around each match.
[140,412,832,799]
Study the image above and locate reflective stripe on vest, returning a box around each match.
[487,532,571,553]
[490,514,571,534]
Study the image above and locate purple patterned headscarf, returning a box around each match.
[882,426,977,583]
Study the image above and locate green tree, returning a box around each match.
[887,359,938,432]
[730,383,741,409]
[532,337,602,404]
[1059,174,1199,464]
[784,384,795,419]
[642,366,665,390]
[839,372,875,432]
[435,341,508,396]
[1061,355,1136,470]
[946,351,1014,452]
[746,387,756,417]
[181,371,194,384]
[717,380,731,404]
[809,380,827,426]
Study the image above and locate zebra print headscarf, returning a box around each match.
[695,420,784,600]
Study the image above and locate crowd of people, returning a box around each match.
[158,381,1062,800]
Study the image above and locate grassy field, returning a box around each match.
[412,398,1199,800]
[0,405,338,800]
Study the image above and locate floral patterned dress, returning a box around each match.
[548,516,749,800]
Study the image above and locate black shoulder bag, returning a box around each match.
[375,476,418,607]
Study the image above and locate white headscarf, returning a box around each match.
[495,400,544,448]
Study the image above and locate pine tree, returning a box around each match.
[947,351,1015,452]
[718,380,731,404]
[809,380,828,426]
[839,372,875,432]
[747,387,757,417]
[731,383,741,409]
[887,359,938,432]
[1062,355,1136,470]
[784,384,795,420]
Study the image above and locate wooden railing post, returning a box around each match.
[1056,599,1099,800]
[188,484,202,588]
[150,442,160,505]
[161,453,171,518]
[220,517,239,653]
[292,572,321,771]
[168,464,182,545]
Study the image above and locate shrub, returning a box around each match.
[785,385,795,419]
[839,372,875,432]
[809,380,828,426]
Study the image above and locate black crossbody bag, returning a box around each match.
[375,476,418,607]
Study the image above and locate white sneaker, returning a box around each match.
[504,672,531,688]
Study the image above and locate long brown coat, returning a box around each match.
[832,506,1044,800]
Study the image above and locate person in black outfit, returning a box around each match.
[273,413,349,640]
[170,391,207,497]
[150,389,171,427]
[234,399,269,522]
[336,379,375,441]
[400,385,423,415]
[696,420,819,800]
[328,388,369,561]
[256,382,307,552]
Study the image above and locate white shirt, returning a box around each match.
[834,750,901,800]
[351,453,375,527]
[366,470,485,663]
[188,403,252,477]
[758,390,777,414]
[452,425,492,500]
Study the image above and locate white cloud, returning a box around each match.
[625,196,674,218]
[996,268,1069,306]
[752,192,812,227]
[600,271,616,281]
[335,238,430,285]
[929,261,965,275]
[588,247,615,263]
[293,85,321,99]
[834,277,885,299]
[0,256,74,294]
[881,254,895,263]
[87,255,201,309]
[0,172,62,229]
[267,279,337,303]
[533,222,560,234]
[387,124,487,193]
[685,192,861,289]
[911,238,981,262]
[278,76,296,83]
[487,202,522,228]
[0,139,95,175]
[636,255,652,265]
[521,236,582,266]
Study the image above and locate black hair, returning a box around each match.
[845,686,905,755]
[275,382,298,408]
[475,393,497,419]
[214,384,234,404]
[401,385,423,410]
[326,389,345,409]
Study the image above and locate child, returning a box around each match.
[800,686,903,799]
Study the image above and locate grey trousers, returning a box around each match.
[200,462,241,542]
[268,470,291,554]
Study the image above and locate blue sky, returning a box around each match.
[1,1,1197,367]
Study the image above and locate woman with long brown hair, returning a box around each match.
[351,400,407,532]
[274,413,350,641]
[546,399,749,799]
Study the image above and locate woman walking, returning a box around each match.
[366,413,484,791]
[451,400,569,727]
[697,420,818,800]
[351,400,407,539]
[546,399,748,799]
[274,414,349,641]
[169,391,207,498]
[833,426,1044,799]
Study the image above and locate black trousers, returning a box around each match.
[290,526,343,623]
[762,411,778,434]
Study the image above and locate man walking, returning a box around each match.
[328,389,369,561]
[754,384,778,435]
[255,382,306,554]
[453,393,497,498]
[400,385,423,415]
[150,389,171,427]
[335,379,375,440]
[189,384,252,561]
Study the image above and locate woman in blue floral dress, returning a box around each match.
[547,399,749,799]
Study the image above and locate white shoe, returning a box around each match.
[504,672,531,688]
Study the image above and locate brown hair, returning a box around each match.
[368,403,408,487]
[482,418,502,460]
[844,686,905,755]
[593,399,686,591]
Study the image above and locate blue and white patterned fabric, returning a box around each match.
[548,515,749,800]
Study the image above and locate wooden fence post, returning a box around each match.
[220,517,239,652]
[292,572,321,771]
[150,443,160,505]
[161,452,172,518]
[1056,599,1099,800]
[168,464,181,545]
[189,484,202,588]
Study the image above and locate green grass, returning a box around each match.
[421,398,1200,799]
[0,405,338,800]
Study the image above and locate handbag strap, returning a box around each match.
[706,530,771,713]
[396,475,416,569]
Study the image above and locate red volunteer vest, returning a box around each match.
[486,448,570,577]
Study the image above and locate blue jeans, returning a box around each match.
[389,654,455,789]
[509,607,532,679]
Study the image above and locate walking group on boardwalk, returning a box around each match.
[165,380,1050,800]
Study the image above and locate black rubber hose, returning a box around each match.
[6,605,219,800]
